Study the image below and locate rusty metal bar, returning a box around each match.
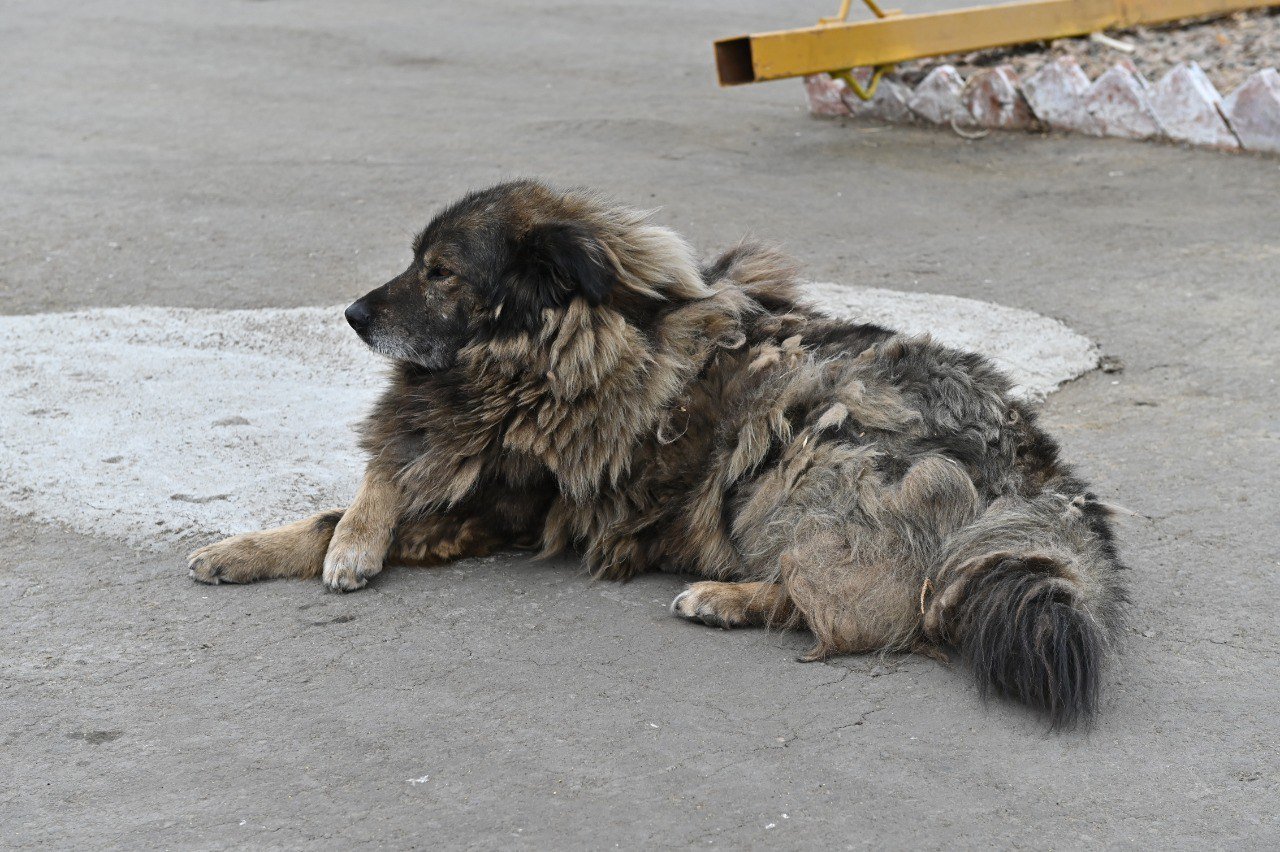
[715,0,1280,86]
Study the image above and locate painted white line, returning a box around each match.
[0,286,1097,549]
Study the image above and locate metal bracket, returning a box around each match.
[821,1,899,101]
[819,0,895,25]
[829,64,896,101]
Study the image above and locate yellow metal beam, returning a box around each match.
[715,0,1280,85]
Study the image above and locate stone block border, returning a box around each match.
[805,60,1280,155]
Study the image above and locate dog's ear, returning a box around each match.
[510,221,615,311]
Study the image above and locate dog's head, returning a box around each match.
[345,180,710,371]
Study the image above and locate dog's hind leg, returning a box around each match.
[777,540,924,663]
[701,452,982,662]
[670,581,800,629]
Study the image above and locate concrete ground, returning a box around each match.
[2,1,1277,848]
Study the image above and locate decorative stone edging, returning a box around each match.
[805,59,1280,154]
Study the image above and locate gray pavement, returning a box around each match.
[3,1,1278,848]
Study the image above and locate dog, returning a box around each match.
[188,179,1127,726]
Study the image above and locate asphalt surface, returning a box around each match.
[3,1,1278,848]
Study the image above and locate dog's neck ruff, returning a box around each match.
[393,285,759,514]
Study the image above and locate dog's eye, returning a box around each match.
[425,265,453,282]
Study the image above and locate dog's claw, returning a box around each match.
[670,586,734,629]
[187,552,222,585]
[321,548,377,592]
[323,573,368,592]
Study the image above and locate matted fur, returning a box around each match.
[188,180,1128,727]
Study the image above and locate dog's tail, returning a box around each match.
[924,492,1127,728]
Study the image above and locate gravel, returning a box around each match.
[897,9,1280,94]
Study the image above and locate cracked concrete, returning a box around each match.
[2,0,1278,848]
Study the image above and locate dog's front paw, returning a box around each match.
[187,547,224,585]
[187,535,261,585]
[322,540,383,592]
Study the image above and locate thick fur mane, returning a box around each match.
[362,239,807,518]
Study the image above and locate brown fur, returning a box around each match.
[188,180,1127,726]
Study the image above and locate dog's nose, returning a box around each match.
[344,300,372,334]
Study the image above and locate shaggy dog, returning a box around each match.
[188,180,1127,726]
